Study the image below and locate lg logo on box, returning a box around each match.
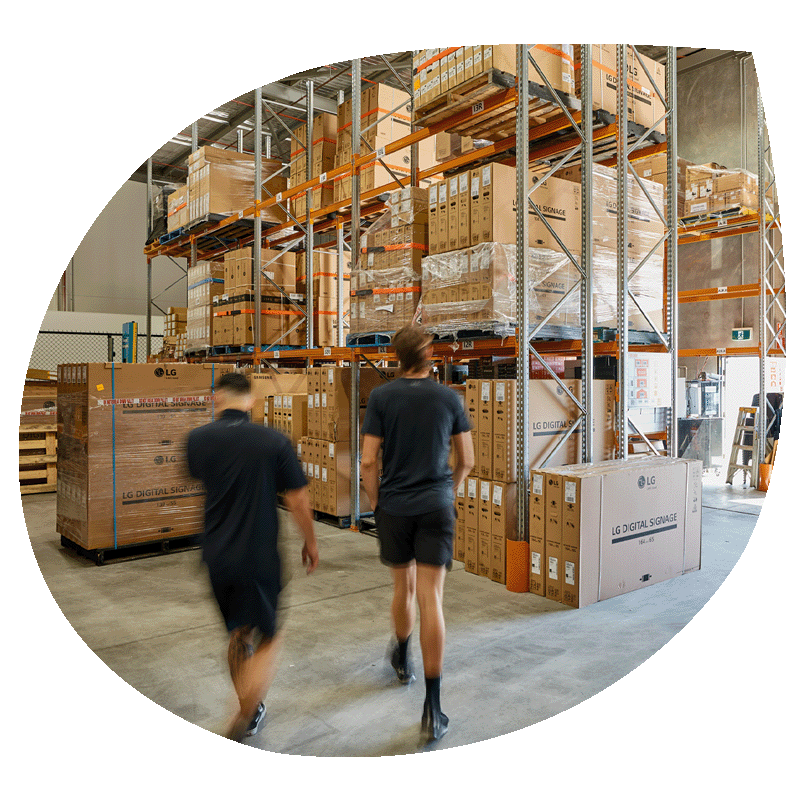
[154,455,177,465]
[154,367,177,378]
[638,475,656,489]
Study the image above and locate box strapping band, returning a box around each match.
[361,242,428,254]
[532,44,575,67]
[312,272,351,279]
[350,286,421,297]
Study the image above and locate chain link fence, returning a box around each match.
[28,331,164,373]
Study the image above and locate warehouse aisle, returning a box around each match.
[22,483,763,757]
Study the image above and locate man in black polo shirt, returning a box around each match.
[187,372,319,743]
[361,325,474,743]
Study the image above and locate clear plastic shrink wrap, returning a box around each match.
[56,362,233,551]
[186,260,225,351]
[187,145,288,225]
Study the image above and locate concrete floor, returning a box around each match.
[22,477,764,758]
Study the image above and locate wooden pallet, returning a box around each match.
[19,424,57,495]
[415,70,579,142]
[60,533,200,566]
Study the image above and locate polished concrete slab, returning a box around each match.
[22,479,764,757]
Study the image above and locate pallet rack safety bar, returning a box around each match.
[666,46,679,457]
[515,45,531,544]
[580,44,594,464]
[254,85,263,370]
[350,58,362,531]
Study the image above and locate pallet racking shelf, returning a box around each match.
[143,45,784,544]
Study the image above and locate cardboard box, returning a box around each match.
[544,471,564,603]
[471,163,516,246]
[529,469,546,596]
[490,481,516,583]
[455,480,466,562]
[56,363,233,551]
[541,456,702,607]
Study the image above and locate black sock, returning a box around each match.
[397,635,410,664]
[424,676,441,711]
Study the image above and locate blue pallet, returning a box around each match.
[210,344,255,355]
[345,331,394,347]
[158,228,185,244]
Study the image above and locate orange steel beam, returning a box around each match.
[678,347,786,358]
[678,283,763,303]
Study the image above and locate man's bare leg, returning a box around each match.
[389,563,416,683]
[225,628,284,740]
[416,563,448,741]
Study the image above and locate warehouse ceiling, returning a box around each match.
[130,46,747,190]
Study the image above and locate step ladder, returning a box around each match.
[726,406,759,486]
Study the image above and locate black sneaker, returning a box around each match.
[420,703,449,743]
[390,644,416,685]
[245,702,266,737]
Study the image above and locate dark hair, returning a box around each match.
[215,372,251,395]
[391,325,433,374]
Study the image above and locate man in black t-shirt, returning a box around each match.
[187,372,319,743]
[362,325,474,743]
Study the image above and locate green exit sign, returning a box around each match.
[732,328,753,341]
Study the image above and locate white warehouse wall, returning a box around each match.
[47,180,188,318]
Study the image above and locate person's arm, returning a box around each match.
[451,431,474,498]
[283,486,319,575]
[361,434,382,511]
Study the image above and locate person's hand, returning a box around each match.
[302,539,319,575]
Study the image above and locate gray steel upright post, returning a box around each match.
[305,80,315,350]
[757,88,767,469]
[146,157,153,240]
[580,44,594,464]
[350,58,362,530]
[615,44,629,460]
[515,44,530,543]
[190,120,198,307]
[337,220,345,347]
[146,259,152,357]
[254,86,263,369]
[666,47,679,457]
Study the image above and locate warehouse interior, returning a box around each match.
[18,44,788,765]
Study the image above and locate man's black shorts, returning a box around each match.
[375,504,455,568]
[209,575,281,638]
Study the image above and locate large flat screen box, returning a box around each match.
[529,469,546,595]
[490,480,516,582]
[546,456,702,607]
[56,362,233,552]
[248,371,308,426]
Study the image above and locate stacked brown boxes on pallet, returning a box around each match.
[573,45,666,135]
[414,45,575,114]
[529,456,702,607]
[350,195,428,336]
[422,162,666,335]
[289,112,338,219]
[300,366,394,517]
[167,184,188,233]
[295,250,350,347]
[214,247,303,349]
[458,377,615,584]
[186,146,287,226]
[164,307,187,338]
[684,163,763,217]
[56,362,233,552]
[333,83,437,203]
[271,394,308,446]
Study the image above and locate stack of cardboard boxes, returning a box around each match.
[166,184,189,233]
[164,307,187,338]
[186,260,225,351]
[270,394,308,446]
[420,161,666,335]
[413,45,575,115]
[290,112,338,219]
[529,456,702,607]
[454,377,616,583]
[574,44,666,135]
[295,250,350,347]
[333,84,437,202]
[56,362,233,552]
[350,191,428,335]
[213,246,304,349]
[684,163,762,217]
[299,367,392,517]
[631,152,692,219]
[186,146,287,226]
